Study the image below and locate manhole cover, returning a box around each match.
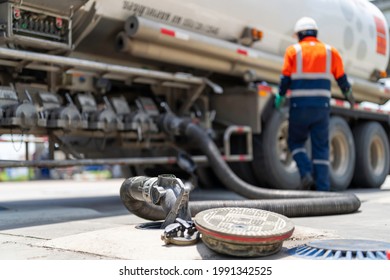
[193,207,294,257]
[289,239,390,260]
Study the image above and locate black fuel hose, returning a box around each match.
[120,113,361,219]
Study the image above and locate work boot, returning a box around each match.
[301,174,315,190]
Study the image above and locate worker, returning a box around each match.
[274,17,354,191]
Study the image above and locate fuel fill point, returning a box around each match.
[193,207,294,257]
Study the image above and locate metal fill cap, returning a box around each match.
[194,207,294,257]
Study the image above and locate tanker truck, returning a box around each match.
[0,0,389,191]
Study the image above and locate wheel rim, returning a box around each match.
[370,135,386,176]
[276,120,296,172]
[330,131,349,176]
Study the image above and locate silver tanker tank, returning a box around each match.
[78,0,389,82]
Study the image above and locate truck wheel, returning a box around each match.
[251,110,301,189]
[352,122,389,188]
[329,116,355,191]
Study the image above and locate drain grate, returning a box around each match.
[289,239,390,260]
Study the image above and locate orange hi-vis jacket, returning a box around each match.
[279,36,350,107]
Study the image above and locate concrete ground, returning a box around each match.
[0,177,389,260]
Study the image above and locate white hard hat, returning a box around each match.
[294,17,318,33]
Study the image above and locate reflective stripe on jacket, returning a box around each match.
[279,36,348,107]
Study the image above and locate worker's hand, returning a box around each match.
[274,93,286,110]
[343,88,355,109]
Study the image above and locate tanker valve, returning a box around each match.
[0,86,38,129]
[74,93,117,132]
[108,96,154,137]
[36,92,82,130]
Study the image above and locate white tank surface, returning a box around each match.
[82,0,389,81]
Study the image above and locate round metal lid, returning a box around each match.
[194,207,294,244]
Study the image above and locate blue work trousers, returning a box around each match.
[287,107,330,191]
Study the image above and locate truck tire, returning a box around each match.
[329,116,355,191]
[352,122,389,188]
[251,110,301,189]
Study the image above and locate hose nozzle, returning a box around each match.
[120,174,192,228]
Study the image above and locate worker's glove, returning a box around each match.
[274,93,286,110]
[343,88,355,109]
